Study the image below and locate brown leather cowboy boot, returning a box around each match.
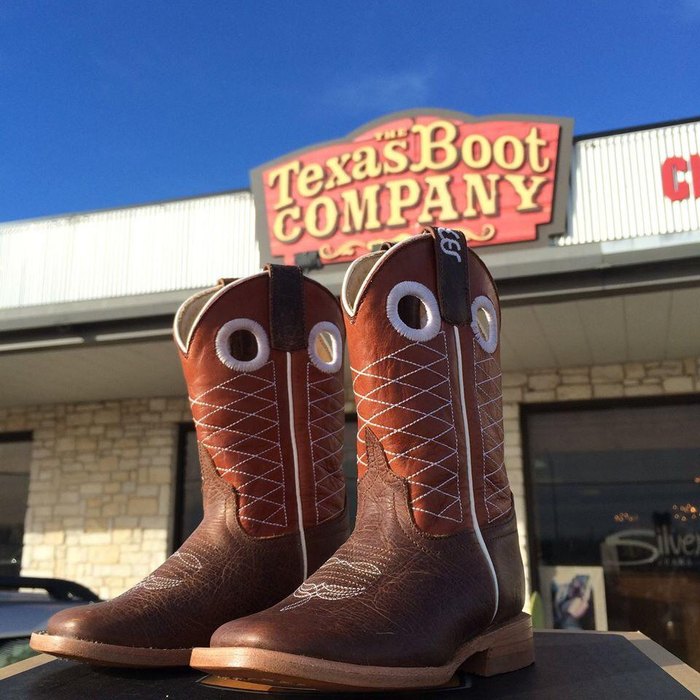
[190,228,531,690]
[30,265,349,666]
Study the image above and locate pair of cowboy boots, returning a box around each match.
[31,227,532,691]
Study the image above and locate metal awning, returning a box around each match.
[0,340,185,408]
[501,285,700,371]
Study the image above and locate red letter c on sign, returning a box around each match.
[661,157,690,201]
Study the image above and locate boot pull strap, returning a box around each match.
[266,264,306,351]
[424,226,471,326]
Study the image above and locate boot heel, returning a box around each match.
[459,614,534,677]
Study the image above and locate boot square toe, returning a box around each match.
[30,603,194,667]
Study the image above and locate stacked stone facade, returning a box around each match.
[0,398,190,600]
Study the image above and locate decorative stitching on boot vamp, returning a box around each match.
[280,542,389,611]
[132,542,215,592]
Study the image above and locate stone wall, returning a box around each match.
[0,398,190,600]
[503,357,700,596]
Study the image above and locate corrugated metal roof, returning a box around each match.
[560,121,700,246]
[0,191,258,310]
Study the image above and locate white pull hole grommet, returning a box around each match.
[471,295,498,353]
[215,318,270,372]
[386,281,441,342]
[308,321,342,374]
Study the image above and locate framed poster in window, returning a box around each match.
[539,565,608,631]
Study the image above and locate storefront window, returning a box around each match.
[173,425,200,547]
[174,418,360,548]
[0,433,32,576]
[525,399,700,670]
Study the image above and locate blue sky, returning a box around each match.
[1,0,698,222]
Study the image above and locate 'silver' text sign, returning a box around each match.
[252,110,573,264]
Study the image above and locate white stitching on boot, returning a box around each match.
[307,364,346,525]
[351,331,463,524]
[473,340,509,523]
[133,550,204,591]
[280,547,388,611]
[189,361,288,529]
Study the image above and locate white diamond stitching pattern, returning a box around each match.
[189,361,287,529]
[352,331,463,524]
[473,340,509,523]
[307,364,346,524]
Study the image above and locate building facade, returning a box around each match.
[1,114,699,668]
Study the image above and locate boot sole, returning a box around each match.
[190,612,534,690]
[29,632,192,667]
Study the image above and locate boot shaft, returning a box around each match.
[174,265,346,541]
[342,228,511,535]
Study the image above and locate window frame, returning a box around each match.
[0,431,33,576]
[172,422,195,552]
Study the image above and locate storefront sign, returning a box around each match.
[252,110,573,264]
[662,154,700,201]
[602,526,700,571]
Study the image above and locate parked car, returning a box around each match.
[0,576,100,668]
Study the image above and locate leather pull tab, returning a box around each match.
[266,264,306,351]
[424,226,471,325]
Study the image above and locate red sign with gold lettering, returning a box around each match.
[251,110,573,264]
